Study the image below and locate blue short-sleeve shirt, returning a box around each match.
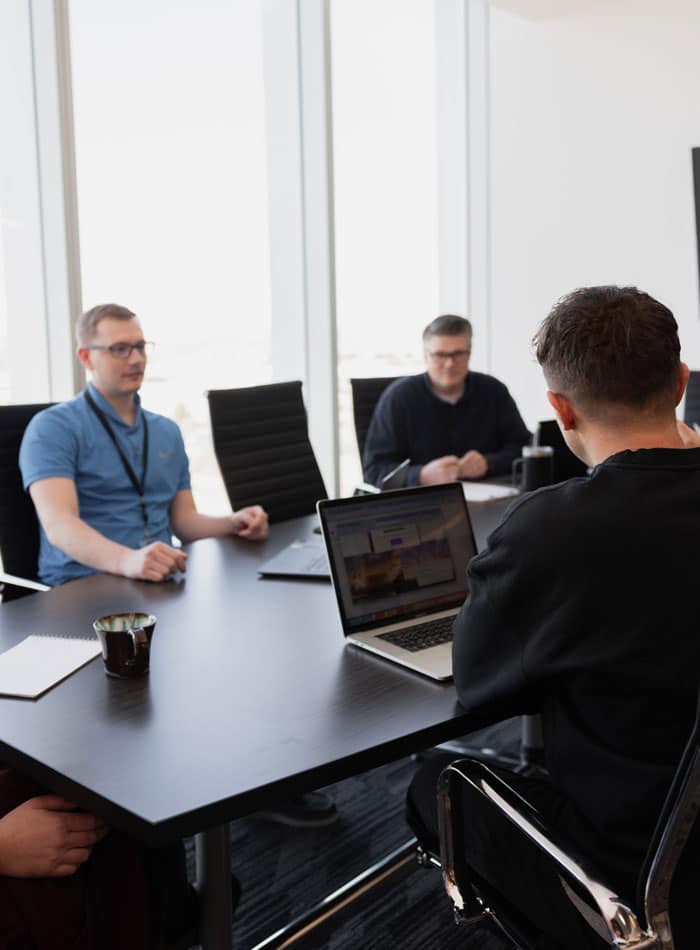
[19,383,191,586]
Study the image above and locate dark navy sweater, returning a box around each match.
[362,371,531,486]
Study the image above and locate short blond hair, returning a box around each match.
[76,303,137,346]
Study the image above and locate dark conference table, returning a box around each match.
[0,500,509,949]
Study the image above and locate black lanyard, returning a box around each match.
[84,390,150,541]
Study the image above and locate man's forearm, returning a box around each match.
[172,512,233,543]
[41,512,133,577]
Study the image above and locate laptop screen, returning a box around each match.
[319,484,476,634]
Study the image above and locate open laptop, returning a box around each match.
[318,482,477,680]
[257,460,414,580]
[257,536,330,580]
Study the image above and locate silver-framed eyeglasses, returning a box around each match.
[86,341,155,360]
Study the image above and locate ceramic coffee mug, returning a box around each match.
[512,445,555,493]
[93,612,156,678]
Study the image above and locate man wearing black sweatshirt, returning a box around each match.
[407,286,700,949]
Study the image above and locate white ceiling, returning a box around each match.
[488,0,610,20]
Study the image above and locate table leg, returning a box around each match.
[195,825,233,950]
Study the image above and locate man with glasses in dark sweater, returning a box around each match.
[363,314,530,488]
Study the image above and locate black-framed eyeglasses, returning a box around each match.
[86,341,155,360]
[426,348,470,363]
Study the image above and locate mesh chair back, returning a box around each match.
[207,382,327,524]
[349,376,399,459]
[683,371,700,428]
[0,403,53,601]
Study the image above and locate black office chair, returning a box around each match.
[0,403,54,602]
[683,371,700,429]
[206,381,327,524]
[437,691,700,950]
[535,419,589,482]
[349,376,399,460]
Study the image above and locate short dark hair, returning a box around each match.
[76,303,137,346]
[422,314,473,344]
[533,286,680,411]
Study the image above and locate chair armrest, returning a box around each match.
[438,759,655,948]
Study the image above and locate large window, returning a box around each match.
[69,0,272,511]
[0,3,50,404]
[330,0,440,492]
[0,238,10,405]
[3,1,471,500]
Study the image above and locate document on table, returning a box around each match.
[0,635,102,699]
[461,481,520,502]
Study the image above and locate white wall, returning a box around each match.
[487,0,700,428]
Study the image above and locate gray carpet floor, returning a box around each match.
[185,722,521,949]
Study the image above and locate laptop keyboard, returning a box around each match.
[377,616,454,653]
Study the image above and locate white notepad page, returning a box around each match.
[0,635,102,699]
[462,481,519,502]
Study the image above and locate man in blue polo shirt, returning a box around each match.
[363,314,531,487]
[11,303,271,948]
[19,303,268,586]
[18,303,337,835]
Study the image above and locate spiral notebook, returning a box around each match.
[0,635,102,699]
